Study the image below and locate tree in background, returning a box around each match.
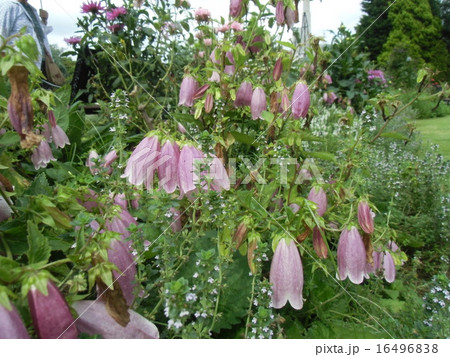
[440,0,450,52]
[356,0,392,62]
[378,0,448,86]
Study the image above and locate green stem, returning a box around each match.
[39,258,72,270]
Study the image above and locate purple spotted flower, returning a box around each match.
[270,238,304,310]
[31,140,56,170]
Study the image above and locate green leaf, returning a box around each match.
[417,69,427,83]
[0,287,12,310]
[0,131,20,147]
[303,151,336,162]
[26,221,51,264]
[28,173,52,196]
[380,132,409,141]
[230,131,257,146]
[260,111,274,123]
[276,41,296,50]
[0,256,20,283]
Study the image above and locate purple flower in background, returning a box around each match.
[323,74,332,84]
[229,0,243,18]
[337,227,366,284]
[81,1,105,14]
[224,51,235,75]
[0,301,30,338]
[106,6,127,21]
[194,8,211,21]
[46,110,70,149]
[270,238,304,310]
[383,252,396,283]
[108,24,124,33]
[230,21,244,32]
[367,69,387,84]
[178,76,198,107]
[250,87,267,120]
[234,81,253,107]
[31,140,56,170]
[203,38,212,46]
[64,36,82,45]
[313,227,328,259]
[292,82,310,119]
[323,92,337,105]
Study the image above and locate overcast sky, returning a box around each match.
[26,0,363,48]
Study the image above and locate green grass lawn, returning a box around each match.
[414,115,450,159]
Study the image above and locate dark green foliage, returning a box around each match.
[356,0,393,62]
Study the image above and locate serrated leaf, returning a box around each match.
[28,173,52,196]
[26,221,51,264]
[0,131,20,147]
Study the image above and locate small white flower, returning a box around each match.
[252,317,257,324]
[208,277,214,284]
[193,272,199,278]
[180,310,190,317]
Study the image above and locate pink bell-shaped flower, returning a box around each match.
[358,201,374,234]
[276,1,284,25]
[292,82,310,119]
[250,87,267,120]
[224,51,235,75]
[307,186,327,216]
[0,301,30,338]
[383,252,396,283]
[28,280,78,338]
[337,227,366,284]
[229,0,243,18]
[313,227,328,259]
[103,149,118,174]
[273,57,282,81]
[47,110,70,149]
[178,145,205,197]
[323,92,338,105]
[209,156,230,192]
[178,76,198,107]
[86,150,100,175]
[122,136,160,189]
[157,141,180,194]
[234,81,253,107]
[31,140,56,170]
[270,238,304,310]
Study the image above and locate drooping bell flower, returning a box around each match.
[106,206,138,242]
[249,35,263,54]
[285,7,296,29]
[224,51,235,75]
[178,76,198,107]
[72,300,159,339]
[31,140,56,170]
[323,74,333,84]
[208,156,230,191]
[103,149,118,174]
[337,227,366,284]
[210,47,221,65]
[46,110,70,149]
[365,250,383,275]
[178,145,205,197]
[270,238,304,310]
[358,201,374,234]
[276,1,284,25]
[209,71,220,83]
[273,57,282,81]
[383,252,395,283]
[229,0,243,18]
[205,93,214,113]
[307,186,327,216]
[122,136,160,189]
[157,141,180,194]
[280,90,290,113]
[323,92,338,105]
[28,280,78,338]
[292,82,310,119]
[106,239,137,306]
[86,150,100,175]
[313,227,328,259]
[0,301,30,338]
[234,81,253,107]
[250,87,267,120]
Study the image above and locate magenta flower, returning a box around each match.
[108,24,124,33]
[337,227,366,284]
[122,136,160,189]
[383,252,395,283]
[216,24,230,33]
[72,300,159,339]
[106,6,127,21]
[0,302,30,338]
[81,1,105,14]
[106,205,138,242]
[368,69,387,84]
[234,81,253,107]
[31,140,56,170]
[178,76,199,107]
[28,281,78,339]
[249,35,263,54]
[323,74,333,84]
[358,201,374,234]
[158,141,180,194]
[270,239,304,310]
[273,57,282,81]
[276,1,284,25]
[313,227,328,259]
[323,92,337,105]
[307,186,327,216]
[64,36,82,45]
[229,0,243,18]
[292,82,310,119]
[193,84,210,100]
[209,47,221,65]
[250,87,267,120]
[194,7,211,21]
